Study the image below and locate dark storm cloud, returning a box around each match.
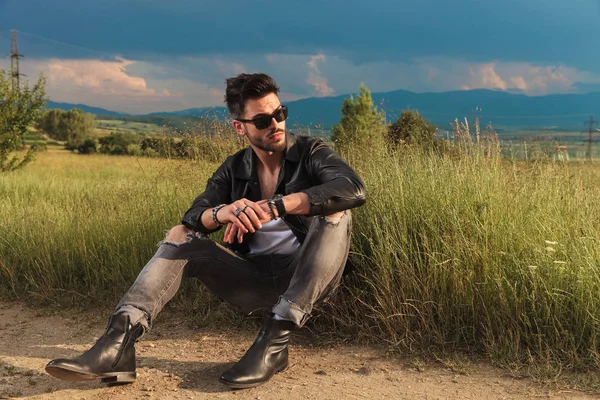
[1,0,598,71]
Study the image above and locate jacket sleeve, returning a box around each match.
[181,160,232,233]
[301,139,366,216]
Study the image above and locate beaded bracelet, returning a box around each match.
[266,199,278,220]
[212,204,227,226]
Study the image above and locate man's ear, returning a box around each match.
[232,120,246,136]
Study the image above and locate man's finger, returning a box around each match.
[224,223,234,243]
[244,201,269,221]
[242,206,263,230]
[236,210,257,233]
[233,218,248,235]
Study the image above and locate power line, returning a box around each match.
[14,29,112,58]
[11,29,221,82]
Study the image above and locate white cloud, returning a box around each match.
[509,76,528,90]
[306,54,334,96]
[0,57,229,114]
[463,62,581,95]
[467,63,507,91]
[3,52,600,114]
[44,58,159,97]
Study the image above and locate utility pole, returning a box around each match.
[583,115,598,160]
[10,30,24,92]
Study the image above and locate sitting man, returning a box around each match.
[45,72,366,389]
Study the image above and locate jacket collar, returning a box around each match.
[235,132,300,180]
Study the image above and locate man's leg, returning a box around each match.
[272,210,352,326]
[220,211,352,389]
[116,227,281,331]
[46,225,280,383]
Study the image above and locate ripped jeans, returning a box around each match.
[115,211,352,329]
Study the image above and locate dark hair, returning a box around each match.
[225,73,280,119]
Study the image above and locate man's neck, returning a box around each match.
[253,147,284,174]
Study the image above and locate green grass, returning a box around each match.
[1,141,600,385]
[95,119,162,136]
[0,151,208,303]
[497,130,600,160]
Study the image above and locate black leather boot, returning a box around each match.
[45,312,144,383]
[220,312,296,389]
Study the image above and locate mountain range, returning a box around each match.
[47,89,600,130]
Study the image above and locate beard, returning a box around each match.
[245,128,287,153]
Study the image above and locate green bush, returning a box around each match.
[98,131,143,155]
[388,110,438,149]
[77,139,97,154]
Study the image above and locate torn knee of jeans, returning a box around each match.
[321,210,347,226]
[159,231,197,247]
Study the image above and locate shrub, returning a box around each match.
[77,139,97,154]
[98,131,142,155]
[388,110,438,149]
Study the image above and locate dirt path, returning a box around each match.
[0,301,594,400]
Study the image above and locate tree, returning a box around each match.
[331,84,386,151]
[98,131,140,155]
[388,110,438,149]
[37,109,63,140]
[0,69,47,172]
[37,108,95,150]
[59,109,95,150]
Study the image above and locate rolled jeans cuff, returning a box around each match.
[272,296,311,328]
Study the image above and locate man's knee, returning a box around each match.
[163,224,194,246]
[322,210,351,226]
[327,211,345,219]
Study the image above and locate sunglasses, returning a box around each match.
[237,105,288,130]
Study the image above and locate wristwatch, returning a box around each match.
[268,194,287,218]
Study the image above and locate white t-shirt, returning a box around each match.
[247,218,301,256]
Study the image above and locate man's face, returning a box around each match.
[233,92,287,153]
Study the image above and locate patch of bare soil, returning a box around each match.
[0,301,594,399]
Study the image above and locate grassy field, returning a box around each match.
[95,119,162,136]
[496,129,600,160]
[1,143,600,384]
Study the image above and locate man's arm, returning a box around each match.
[182,159,270,234]
[300,138,366,216]
[181,161,232,233]
[278,192,310,215]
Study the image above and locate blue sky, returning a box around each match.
[1,0,599,113]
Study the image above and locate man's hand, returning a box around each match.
[220,193,311,244]
[223,200,278,244]
[218,199,270,243]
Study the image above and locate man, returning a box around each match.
[45,73,366,389]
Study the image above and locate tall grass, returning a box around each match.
[327,131,600,372]
[1,134,600,374]
[0,152,213,304]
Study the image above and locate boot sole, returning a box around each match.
[45,365,136,383]
[220,361,288,389]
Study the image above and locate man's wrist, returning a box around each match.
[212,204,227,226]
[270,194,286,218]
[266,198,278,220]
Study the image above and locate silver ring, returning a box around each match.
[233,208,242,217]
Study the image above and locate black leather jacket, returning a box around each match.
[181,133,366,255]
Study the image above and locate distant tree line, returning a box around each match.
[37,108,95,151]
[97,113,227,131]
